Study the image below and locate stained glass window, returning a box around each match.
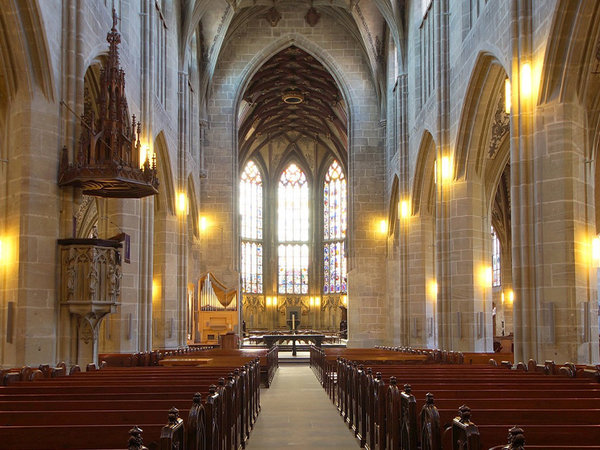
[240,161,263,293]
[323,161,347,294]
[278,163,309,294]
[491,226,501,287]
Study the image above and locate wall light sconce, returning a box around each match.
[177,192,188,215]
[441,156,453,184]
[309,296,315,307]
[341,295,348,306]
[152,278,160,304]
[315,296,321,307]
[199,216,208,232]
[592,236,600,266]
[504,78,511,114]
[378,219,388,235]
[266,296,272,307]
[139,144,155,169]
[480,265,493,287]
[399,200,411,219]
[434,156,453,185]
[273,296,278,306]
[428,280,438,299]
[503,289,514,305]
[521,63,532,99]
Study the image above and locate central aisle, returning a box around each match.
[246,364,360,449]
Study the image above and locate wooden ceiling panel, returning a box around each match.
[239,45,347,157]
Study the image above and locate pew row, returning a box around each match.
[310,346,600,449]
[0,359,262,449]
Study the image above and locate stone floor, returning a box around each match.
[246,364,360,449]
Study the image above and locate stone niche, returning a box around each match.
[58,238,122,365]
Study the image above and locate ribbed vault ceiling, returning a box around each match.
[238,46,348,159]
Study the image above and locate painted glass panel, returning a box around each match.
[277,163,309,294]
[240,161,263,293]
[323,161,347,293]
[491,226,501,287]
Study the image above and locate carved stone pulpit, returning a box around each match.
[58,238,122,365]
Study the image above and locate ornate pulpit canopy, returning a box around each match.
[58,9,158,198]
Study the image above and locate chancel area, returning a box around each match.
[1,0,600,448]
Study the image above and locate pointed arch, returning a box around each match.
[154,131,175,216]
[454,51,509,182]
[0,0,55,104]
[233,34,355,135]
[411,131,436,216]
[539,1,600,105]
[273,147,313,187]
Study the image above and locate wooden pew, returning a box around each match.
[0,359,261,449]
[322,351,600,450]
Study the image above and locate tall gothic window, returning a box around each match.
[278,163,309,294]
[240,161,263,293]
[323,161,347,294]
[491,226,501,287]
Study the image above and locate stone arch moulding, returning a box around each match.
[273,152,314,187]
[187,175,199,238]
[154,131,176,216]
[539,1,600,105]
[0,0,55,102]
[454,51,509,182]
[231,33,357,140]
[318,153,348,187]
[388,175,400,238]
[411,130,436,217]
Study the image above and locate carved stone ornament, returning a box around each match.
[321,296,340,311]
[59,238,122,315]
[305,7,320,27]
[265,7,281,27]
[277,296,309,314]
[488,95,510,159]
[58,9,159,198]
[243,295,265,313]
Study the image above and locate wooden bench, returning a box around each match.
[0,359,261,449]
[316,349,600,449]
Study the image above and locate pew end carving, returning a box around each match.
[160,407,185,450]
[420,392,441,450]
[128,425,149,450]
[451,405,480,450]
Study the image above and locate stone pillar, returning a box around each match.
[447,180,493,352]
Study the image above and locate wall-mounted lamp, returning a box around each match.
[139,144,155,169]
[592,236,600,266]
[341,295,348,306]
[428,280,438,299]
[378,219,388,235]
[152,278,160,304]
[273,296,278,306]
[199,216,208,232]
[504,78,511,114]
[177,192,188,215]
[480,265,493,287]
[399,200,411,219]
[309,296,315,307]
[266,296,273,307]
[502,289,514,305]
[434,156,453,185]
[521,63,532,99]
[315,296,321,307]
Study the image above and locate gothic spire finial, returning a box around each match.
[112,8,118,31]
